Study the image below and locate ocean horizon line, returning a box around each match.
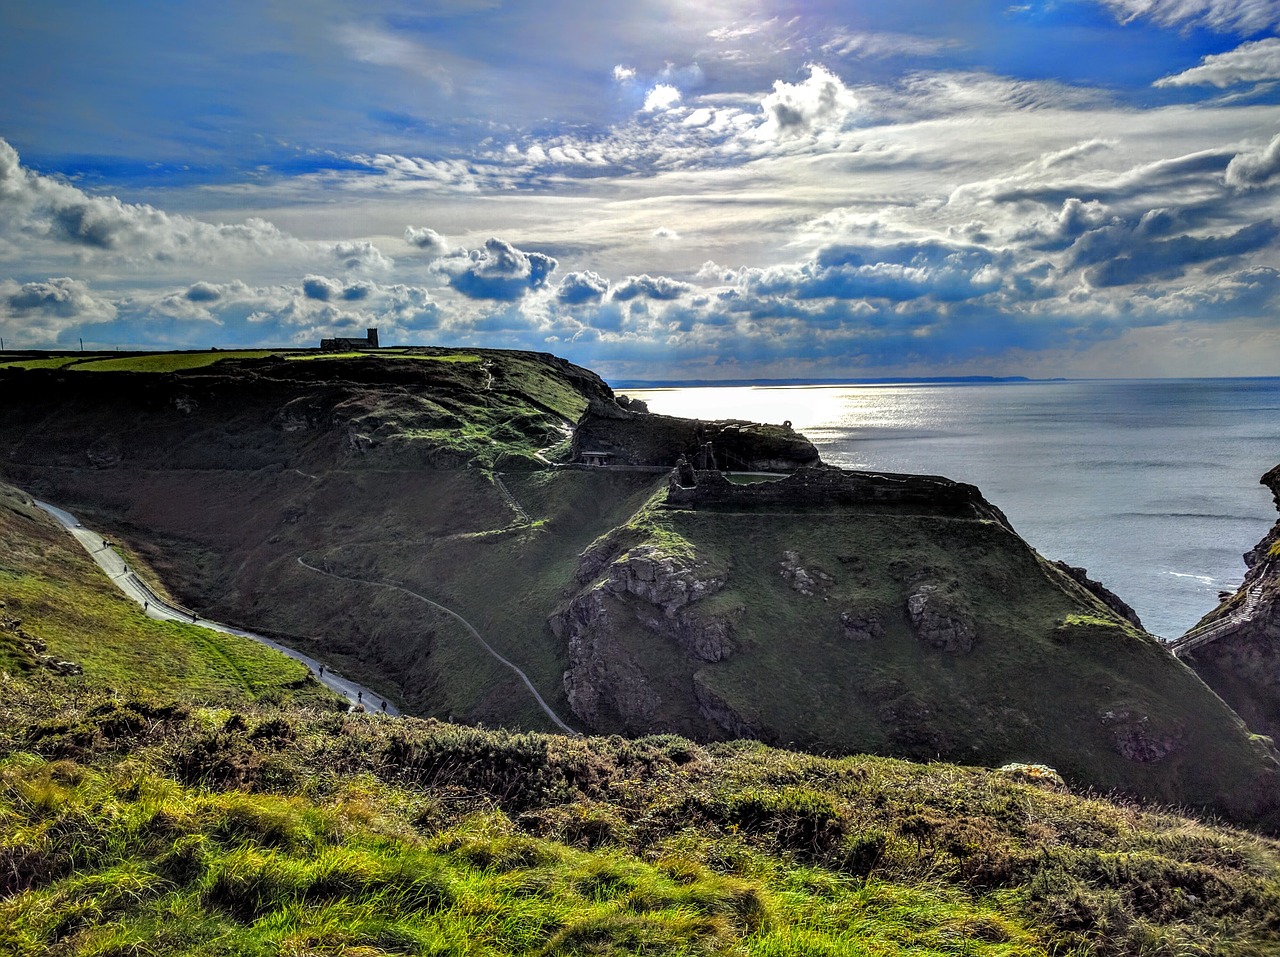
[610,374,1280,390]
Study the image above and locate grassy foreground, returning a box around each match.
[3,684,1280,956]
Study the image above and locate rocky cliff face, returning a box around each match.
[571,410,821,471]
[1183,464,1280,742]
[547,466,1280,833]
[552,541,742,737]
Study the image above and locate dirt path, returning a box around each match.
[297,557,580,736]
[33,499,399,716]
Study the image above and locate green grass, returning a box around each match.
[3,696,1280,956]
[68,351,292,373]
[0,481,339,709]
[0,750,1053,956]
[0,356,95,370]
[285,351,481,363]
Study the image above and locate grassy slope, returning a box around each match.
[69,351,296,373]
[4,689,1280,956]
[0,481,339,709]
[565,493,1280,829]
[0,350,625,727]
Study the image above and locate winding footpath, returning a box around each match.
[33,499,399,716]
[297,558,580,736]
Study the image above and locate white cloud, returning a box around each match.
[1156,38,1280,87]
[611,274,695,301]
[613,64,637,82]
[557,270,609,304]
[404,225,450,256]
[1096,0,1280,33]
[435,238,557,300]
[643,84,683,112]
[758,65,859,139]
[336,24,455,93]
[332,240,394,273]
[822,30,953,60]
[1225,133,1280,189]
[0,277,116,345]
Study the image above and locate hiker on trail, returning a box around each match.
[318,665,325,677]
[357,691,363,703]
[191,611,197,622]
[143,601,148,611]
[380,701,387,713]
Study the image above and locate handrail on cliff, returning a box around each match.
[1168,558,1273,657]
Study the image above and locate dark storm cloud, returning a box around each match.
[1073,218,1279,287]
[185,281,222,302]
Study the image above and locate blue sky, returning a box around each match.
[2,0,1279,379]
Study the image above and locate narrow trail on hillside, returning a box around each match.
[491,472,532,526]
[296,557,580,736]
[32,498,397,715]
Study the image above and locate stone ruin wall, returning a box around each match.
[666,466,1007,523]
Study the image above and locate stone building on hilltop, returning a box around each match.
[320,328,379,351]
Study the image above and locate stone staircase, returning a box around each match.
[1169,558,1273,657]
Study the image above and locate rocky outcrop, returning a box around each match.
[599,546,725,610]
[1101,709,1183,764]
[906,583,975,653]
[1182,464,1280,741]
[554,543,736,731]
[779,551,833,597]
[1050,560,1144,629]
[667,467,1013,527]
[572,410,820,471]
[559,590,662,728]
[839,611,884,642]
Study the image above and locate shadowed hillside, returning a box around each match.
[1,347,1278,831]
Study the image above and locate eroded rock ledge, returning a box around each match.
[552,543,739,733]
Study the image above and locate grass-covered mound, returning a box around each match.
[3,685,1280,956]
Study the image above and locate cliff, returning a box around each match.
[1182,464,1280,742]
[571,408,821,470]
[550,467,1280,830]
[2,348,1279,831]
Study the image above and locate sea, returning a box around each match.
[623,378,1280,641]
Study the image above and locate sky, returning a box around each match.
[2,0,1279,380]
